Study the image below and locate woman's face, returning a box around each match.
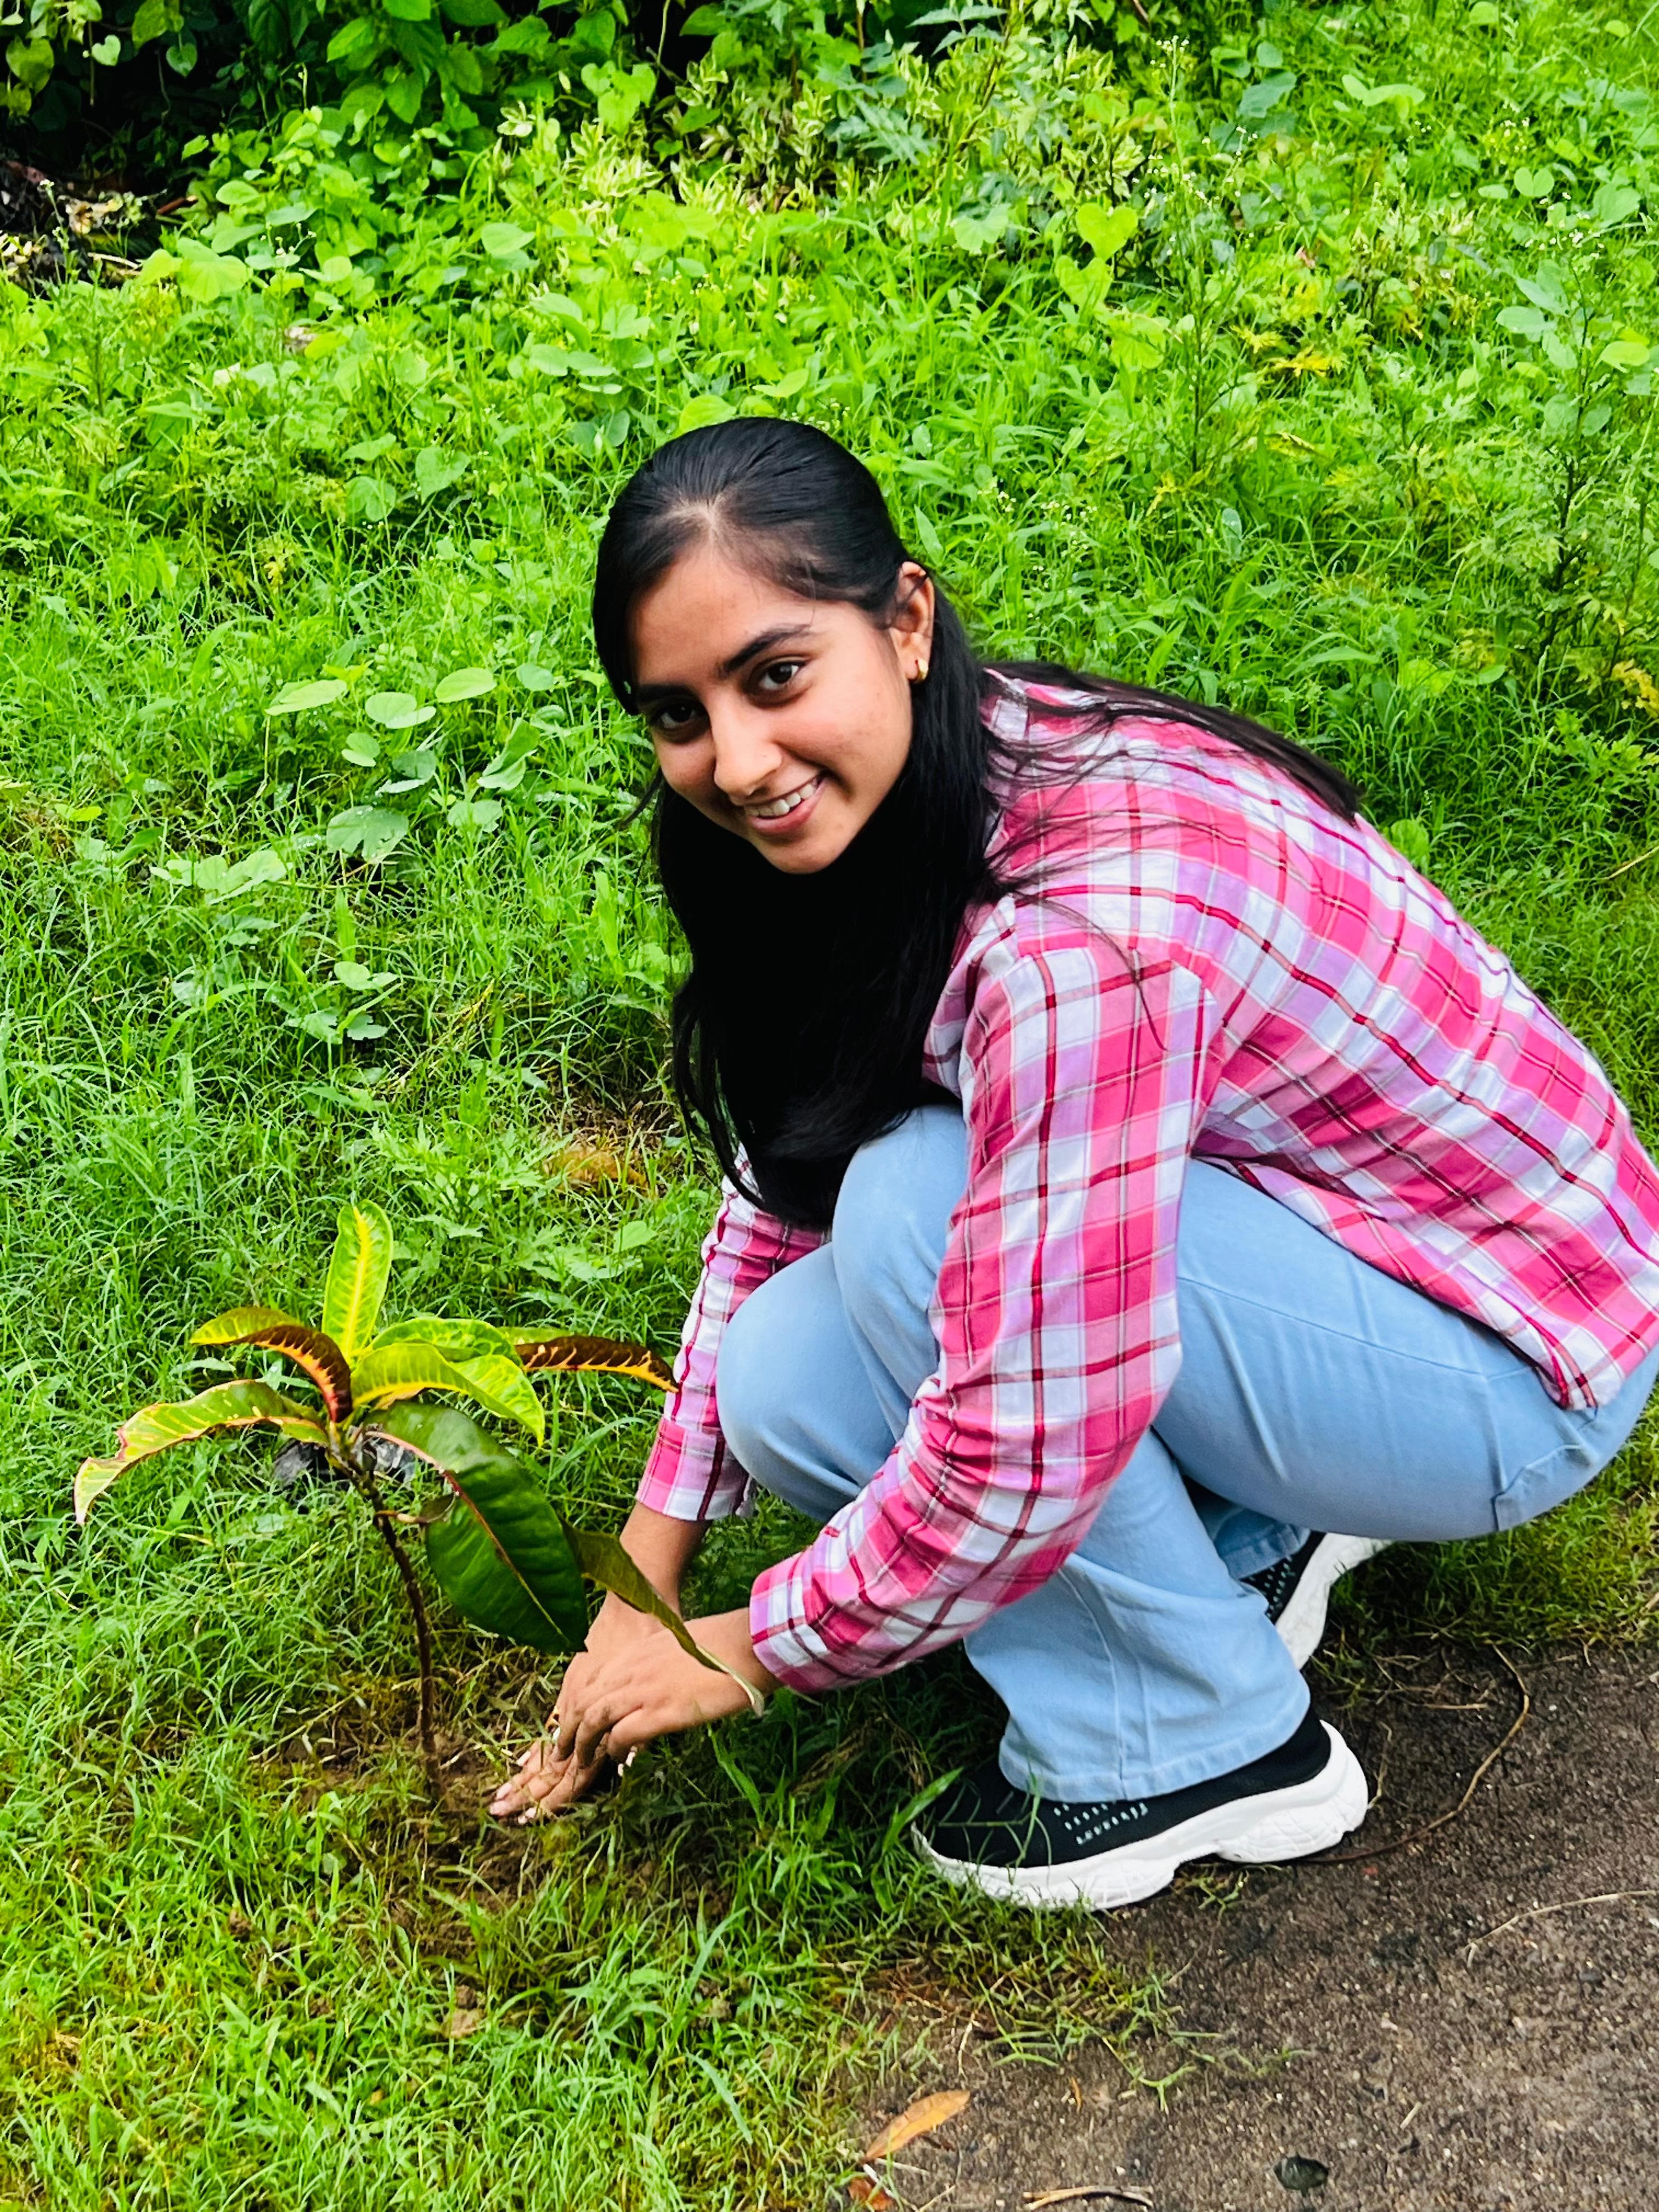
[629,542,935,876]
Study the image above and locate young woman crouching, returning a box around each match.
[490,420,1659,1911]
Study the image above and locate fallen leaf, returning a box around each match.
[545,1136,647,1190]
[862,2088,970,2159]
[848,2182,899,2211]
[444,2006,484,2039]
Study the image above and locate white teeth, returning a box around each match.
[747,776,820,821]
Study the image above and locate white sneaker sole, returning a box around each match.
[1274,1535,1392,1668]
[913,1723,1369,1912]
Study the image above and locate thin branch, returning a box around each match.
[1466,1889,1659,1962]
[1312,1647,1530,1866]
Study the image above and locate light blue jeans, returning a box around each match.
[718,1107,1659,1801]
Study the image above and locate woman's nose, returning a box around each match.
[709,708,785,800]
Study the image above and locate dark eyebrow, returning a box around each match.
[633,624,815,708]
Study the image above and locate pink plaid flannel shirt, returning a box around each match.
[639,681,1659,1693]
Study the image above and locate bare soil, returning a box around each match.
[864,1643,1659,2212]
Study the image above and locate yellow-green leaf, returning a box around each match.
[375,1316,518,1361]
[321,1201,393,1362]
[351,1342,544,1444]
[191,1304,299,1345]
[450,1353,545,1445]
[350,1340,475,1408]
[75,1381,325,1522]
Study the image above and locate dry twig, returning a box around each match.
[1025,2189,1154,2208]
[1313,1647,1530,1865]
[1466,1888,1659,1961]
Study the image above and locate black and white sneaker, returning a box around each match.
[913,1706,1368,1911]
[1249,1532,1392,1667]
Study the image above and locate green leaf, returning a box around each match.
[364,691,435,730]
[352,1341,544,1443]
[480,221,533,259]
[562,1523,766,1714]
[326,806,411,864]
[129,0,177,46]
[434,666,494,704]
[76,1381,324,1522]
[414,448,467,499]
[950,208,1007,256]
[321,1200,394,1363]
[370,1402,587,1651]
[447,797,503,832]
[352,1340,465,1405]
[267,678,348,715]
[1238,69,1296,120]
[676,392,736,435]
[1516,264,1571,318]
[375,1316,518,1360]
[347,476,396,524]
[1073,200,1138,261]
[1592,182,1641,229]
[451,1353,545,1444]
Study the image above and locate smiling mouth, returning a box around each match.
[742,774,825,822]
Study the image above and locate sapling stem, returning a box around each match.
[337,1433,440,1791]
[376,1510,440,1786]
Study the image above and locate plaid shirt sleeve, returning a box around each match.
[748,939,1224,1692]
[636,1170,825,1523]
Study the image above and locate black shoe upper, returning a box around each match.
[918,1705,1331,1871]
[1243,1531,1327,1623]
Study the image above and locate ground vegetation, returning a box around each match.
[1,0,1657,2200]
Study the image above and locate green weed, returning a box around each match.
[2,0,1658,2199]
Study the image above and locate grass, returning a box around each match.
[3,0,1659,2200]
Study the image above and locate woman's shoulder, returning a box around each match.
[983,675,1318,866]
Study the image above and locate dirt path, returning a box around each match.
[865,1644,1659,2212]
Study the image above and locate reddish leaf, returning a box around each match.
[512,1334,673,1390]
[195,1321,352,1422]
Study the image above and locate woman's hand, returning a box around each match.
[488,1605,777,1824]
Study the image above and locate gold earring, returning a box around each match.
[915,661,929,682]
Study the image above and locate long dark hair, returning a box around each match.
[592,418,1358,1228]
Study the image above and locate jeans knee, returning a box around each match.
[714,1283,778,1483]
[832,1104,967,1341]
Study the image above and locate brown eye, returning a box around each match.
[756,659,804,693]
[649,700,702,738]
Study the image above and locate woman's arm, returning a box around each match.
[488,1503,713,1821]
[748,940,1224,1690]
[492,1173,819,1820]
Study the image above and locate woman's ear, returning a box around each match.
[890,561,936,682]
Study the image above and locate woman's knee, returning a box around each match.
[715,1270,798,1485]
[715,1248,879,1520]
[832,1104,968,1342]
